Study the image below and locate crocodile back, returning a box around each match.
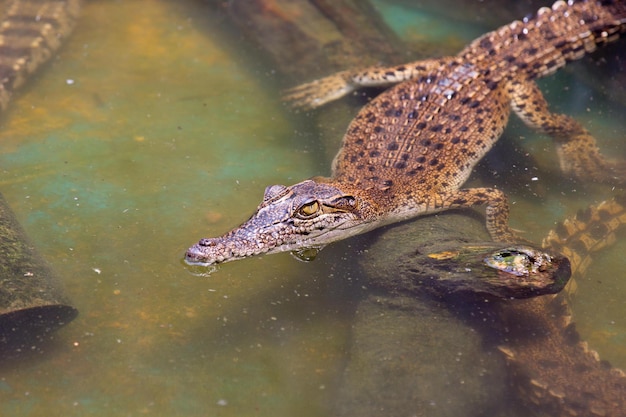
[332,1,625,204]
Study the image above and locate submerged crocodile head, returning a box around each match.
[185,178,380,266]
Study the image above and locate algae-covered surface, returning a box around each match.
[0,0,624,416]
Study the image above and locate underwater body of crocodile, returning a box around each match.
[0,0,80,111]
[341,199,626,417]
[185,0,626,265]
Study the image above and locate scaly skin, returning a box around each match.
[0,0,81,111]
[186,0,626,266]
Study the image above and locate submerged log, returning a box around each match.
[0,193,78,347]
[209,0,405,79]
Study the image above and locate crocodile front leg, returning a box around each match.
[442,187,518,242]
[508,78,626,183]
[283,57,454,109]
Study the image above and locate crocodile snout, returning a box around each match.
[185,239,221,265]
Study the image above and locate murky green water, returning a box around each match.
[0,0,624,416]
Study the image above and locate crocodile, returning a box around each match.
[338,198,626,417]
[185,0,626,266]
[497,197,626,416]
[0,0,80,112]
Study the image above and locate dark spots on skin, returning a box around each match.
[569,239,589,258]
[383,179,393,187]
[374,126,384,133]
[544,59,557,70]
[420,139,432,147]
[589,222,609,240]
[387,142,399,151]
[460,97,471,105]
[479,37,493,50]
[437,163,446,171]
[504,55,516,63]
[407,110,418,119]
[451,137,461,144]
[451,198,467,205]
[577,207,592,223]
[429,158,439,166]
[434,143,445,150]
[416,156,426,164]
[385,108,403,118]
[380,100,390,108]
[369,150,380,157]
[460,126,469,132]
[526,47,538,56]
[469,100,480,108]
[430,124,443,133]
[401,153,410,161]
[416,122,427,130]
[448,114,460,121]
[394,161,407,169]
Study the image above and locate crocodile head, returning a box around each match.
[184,179,379,266]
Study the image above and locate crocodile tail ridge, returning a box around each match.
[0,0,81,110]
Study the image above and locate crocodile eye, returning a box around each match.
[296,201,320,218]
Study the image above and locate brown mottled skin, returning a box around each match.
[498,197,626,416]
[0,0,81,111]
[186,0,626,266]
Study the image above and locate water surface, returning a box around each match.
[0,0,624,416]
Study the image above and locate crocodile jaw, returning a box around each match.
[184,179,379,266]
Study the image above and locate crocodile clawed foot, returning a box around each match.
[556,135,626,185]
[282,70,355,110]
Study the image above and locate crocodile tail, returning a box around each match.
[542,195,626,280]
[0,0,81,111]
[602,0,626,24]
[499,197,626,416]
[463,1,626,81]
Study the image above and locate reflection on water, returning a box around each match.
[0,0,624,416]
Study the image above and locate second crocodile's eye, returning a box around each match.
[296,201,320,218]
